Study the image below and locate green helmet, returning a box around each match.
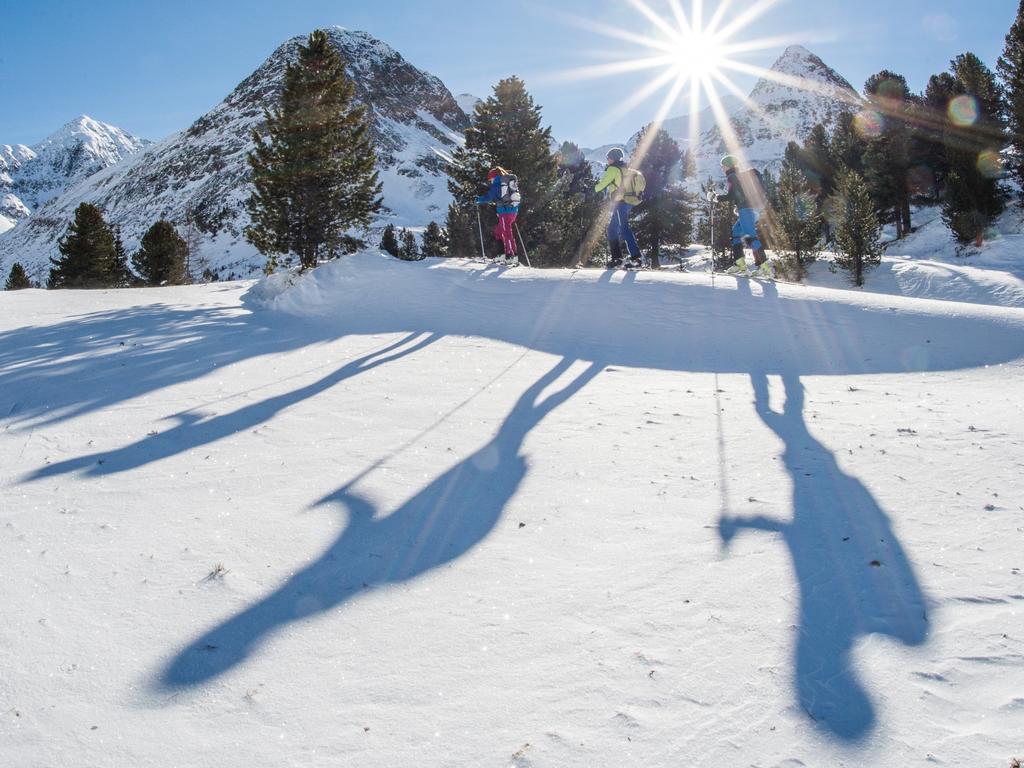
[720,154,739,170]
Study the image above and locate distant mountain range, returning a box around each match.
[0,32,859,280]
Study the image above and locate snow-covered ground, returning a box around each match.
[2,253,1023,767]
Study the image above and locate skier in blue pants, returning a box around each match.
[716,154,768,271]
[595,147,645,268]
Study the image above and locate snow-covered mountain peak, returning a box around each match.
[751,45,858,103]
[0,28,470,279]
[33,114,150,168]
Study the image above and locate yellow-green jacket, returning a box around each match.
[595,162,642,205]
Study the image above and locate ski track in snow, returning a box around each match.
[1,255,1023,767]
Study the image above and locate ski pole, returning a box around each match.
[475,204,487,261]
[709,192,715,275]
[515,223,532,268]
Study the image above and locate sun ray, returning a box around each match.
[666,0,694,36]
[592,67,688,132]
[542,54,679,85]
[714,0,783,42]
[625,0,685,41]
[705,0,735,36]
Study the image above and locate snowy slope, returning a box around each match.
[0,28,468,282]
[2,255,1023,767]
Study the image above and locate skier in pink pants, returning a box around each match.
[476,167,522,267]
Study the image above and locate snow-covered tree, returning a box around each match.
[246,29,382,272]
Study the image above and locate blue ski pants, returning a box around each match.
[607,202,642,260]
[732,208,763,250]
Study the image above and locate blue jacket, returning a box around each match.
[476,176,519,214]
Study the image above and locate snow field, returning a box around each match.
[1,256,1023,767]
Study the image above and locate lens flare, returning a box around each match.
[977,150,1002,179]
[854,110,884,139]
[948,95,979,127]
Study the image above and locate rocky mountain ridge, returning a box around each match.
[0,28,469,280]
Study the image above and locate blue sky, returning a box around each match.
[2,0,1017,148]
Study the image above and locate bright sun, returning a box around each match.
[671,30,725,79]
[550,0,820,166]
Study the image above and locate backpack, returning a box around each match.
[622,168,646,201]
[498,174,522,206]
[742,168,767,212]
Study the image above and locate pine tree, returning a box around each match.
[999,0,1024,201]
[829,170,882,287]
[5,262,31,290]
[631,126,693,268]
[829,111,867,178]
[398,228,421,261]
[942,53,1008,245]
[246,29,382,272]
[446,77,560,264]
[48,203,119,289]
[863,71,914,238]
[132,220,189,286]
[380,224,400,257]
[421,221,448,257]
[552,141,602,266]
[771,160,824,280]
[111,227,134,287]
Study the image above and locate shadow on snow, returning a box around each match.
[157,356,601,689]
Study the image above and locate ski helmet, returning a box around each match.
[720,154,739,170]
[606,147,625,163]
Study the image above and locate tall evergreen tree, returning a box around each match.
[942,53,1008,245]
[5,262,31,290]
[133,220,190,286]
[48,203,119,289]
[829,170,882,287]
[631,126,693,268]
[111,227,134,287]
[551,141,602,266]
[398,228,421,261]
[246,29,382,272]
[829,111,867,178]
[446,77,560,264]
[421,221,448,257]
[770,160,824,280]
[380,223,400,257]
[999,1,1024,201]
[863,71,913,238]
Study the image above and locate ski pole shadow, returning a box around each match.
[24,331,441,482]
[157,355,602,689]
[717,372,928,741]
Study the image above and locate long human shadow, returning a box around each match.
[158,355,601,689]
[24,331,441,481]
[718,372,928,741]
[0,303,340,430]
[6,258,1024,439]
